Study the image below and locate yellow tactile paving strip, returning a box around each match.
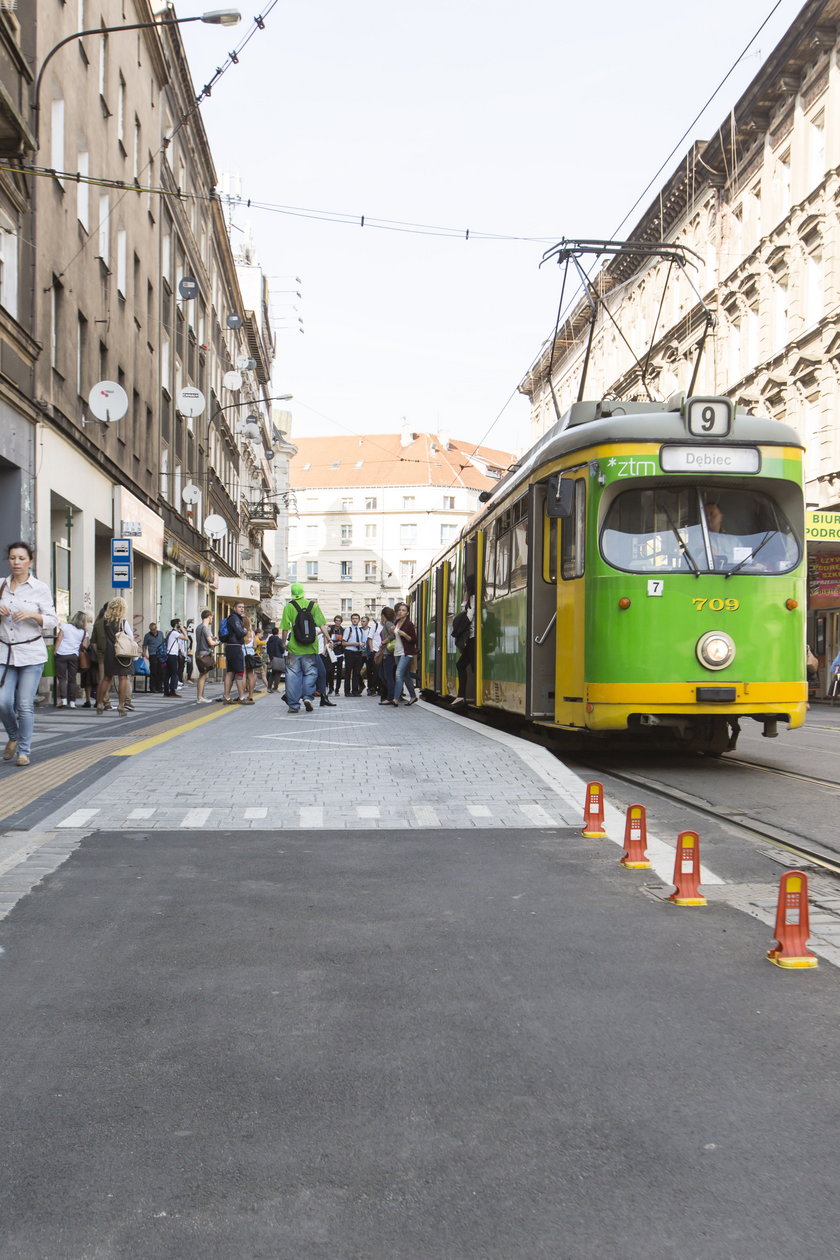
[0,704,236,824]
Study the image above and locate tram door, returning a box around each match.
[527,483,556,718]
[433,563,447,693]
[553,474,586,728]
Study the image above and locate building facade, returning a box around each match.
[0,4,39,546]
[20,0,282,647]
[288,430,511,617]
[518,0,840,678]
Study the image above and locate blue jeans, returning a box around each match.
[0,661,45,756]
[285,652,317,709]
[390,653,416,702]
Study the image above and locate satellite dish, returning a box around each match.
[203,513,227,540]
[241,419,261,442]
[240,548,253,561]
[226,313,243,330]
[178,277,199,300]
[223,370,242,391]
[181,482,201,505]
[176,386,206,418]
[236,355,256,372]
[88,380,128,423]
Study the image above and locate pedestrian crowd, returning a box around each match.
[0,539,423,765]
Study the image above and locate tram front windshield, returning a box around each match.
[601,486,800,575]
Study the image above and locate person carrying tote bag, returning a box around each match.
[96,597,135,717]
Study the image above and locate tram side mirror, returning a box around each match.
[546,474,574,518]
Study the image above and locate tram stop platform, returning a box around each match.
[2,694,840,1257]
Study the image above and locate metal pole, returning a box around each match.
[32,18,202,150]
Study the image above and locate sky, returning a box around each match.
[180,0,807,458]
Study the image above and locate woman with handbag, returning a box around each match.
[389,602,419,705]
[0,540,58,766]
[376,606,398,706]
[54,609,89,707]
[94,597,135,716]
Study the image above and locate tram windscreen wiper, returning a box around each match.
[662,505,700,576]
[724,530,773,579]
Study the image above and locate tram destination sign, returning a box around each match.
[659,446,760,474]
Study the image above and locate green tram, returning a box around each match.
[409,394,808,755]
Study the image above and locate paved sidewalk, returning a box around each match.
[30,697,585,833]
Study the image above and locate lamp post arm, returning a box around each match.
[32,17,201,149]
[209,394,293,425]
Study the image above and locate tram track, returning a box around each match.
[431,697,840,876]
[565,753,840,879]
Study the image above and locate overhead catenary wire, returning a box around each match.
[451,0,793,464]
[0,160,560,245]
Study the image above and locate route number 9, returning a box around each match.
[687,398,732,437]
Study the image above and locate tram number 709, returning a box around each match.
[692,598,740,612]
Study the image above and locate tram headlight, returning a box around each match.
[696,630,735,671]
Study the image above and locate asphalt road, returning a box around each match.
[2,822,840,1259]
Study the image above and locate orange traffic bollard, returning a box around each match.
[668,830,707,906]
[581,781,607,838]
[766,871,818,969]
[620,804,651,869]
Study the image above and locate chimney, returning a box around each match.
[436,428,451,451]
[400,424,413,448]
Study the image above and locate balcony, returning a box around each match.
[247,500,279,530]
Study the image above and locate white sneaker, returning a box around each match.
[196,697,212,704]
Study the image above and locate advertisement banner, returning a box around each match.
[808,555,840,600]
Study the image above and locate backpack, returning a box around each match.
[155,639,168,663]
[451,609,471,649]
[291,600,317,646]
[218,616,231,643]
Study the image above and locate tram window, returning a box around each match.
[601,486,800,575]
[510,518,528,590]
[447,561,456,620]
[496,531,511,595]
[484,534,496,601]
[544,516,558,583]
[561,479,585,580]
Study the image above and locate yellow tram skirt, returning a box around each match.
[583,682,808,732]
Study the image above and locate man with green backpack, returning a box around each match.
[280,583,327,714]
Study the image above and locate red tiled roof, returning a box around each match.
[290,432,514,490]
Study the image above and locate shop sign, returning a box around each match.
[806,512,840,541]
[215,576,260,601]
[808,555,840,600]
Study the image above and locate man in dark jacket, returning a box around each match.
[222,600,247,704]
[142,622,165,693]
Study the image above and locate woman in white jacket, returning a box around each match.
[0,541,58,767]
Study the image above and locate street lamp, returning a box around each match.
[32,9,242,149]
